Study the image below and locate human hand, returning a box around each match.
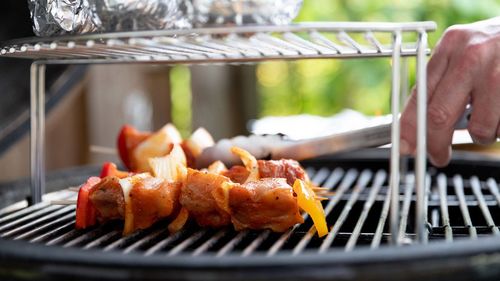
[400,17,500,167]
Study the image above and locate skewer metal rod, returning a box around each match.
[415,31,428,243]
[30,63,46,205]
[389,30,402,246]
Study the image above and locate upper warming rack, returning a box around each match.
[0,22,436,64]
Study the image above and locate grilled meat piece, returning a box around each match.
[89,176,125,222]
[222,165,249,184]
[129,177,182,231]
[223,159,308,186]
[258,159,308,186]
[89,175,181,234]
[227,178,304,232]
[180,168,231,228]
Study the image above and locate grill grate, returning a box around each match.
[1,167,499,256]
[0,22,436,64]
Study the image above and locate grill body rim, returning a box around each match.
[1,236,500,281]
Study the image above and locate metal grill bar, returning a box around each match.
[398,175,415,243]
[0,202,50,225]
[216,231,248,257]
[46,229,79,246]
[291,169,358,255]
[0,205,63,233]
[389,31,402,246]
[65,227,108,248]
[319,170,373,252]
[167,230,207,256]
[83,230,121,250]
[123,229,168,254]
[371,180,392,249]
[487,178,500,207]
[2,206,74,238]
[282,32,335,55]
[241,231,270,257]
[13,211,74,241]
[345,170,386,251]
[144,231,185,256]
[102,227,155,252]
[470,177,499,235]
[30,219,75,243]
[192,229,226,256]
[437,174,453,242]
[364,32,385,52]
[453,175,478,239]
[415,31,429,244]
[30,63,46,204]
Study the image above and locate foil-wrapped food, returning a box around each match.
[27,0,303,37]
[28,0,193,36]
[28,0,99,36]
[192,0,303,27]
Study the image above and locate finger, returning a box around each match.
[400,43,451,155]
[425,58,473,167]
[467,67,500,145]
[468,105,500,145]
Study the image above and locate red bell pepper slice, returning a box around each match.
[117,125,151,171]
[75,177,101,229]
[99,162,130,179]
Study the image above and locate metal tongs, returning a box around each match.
[196,108,471,168]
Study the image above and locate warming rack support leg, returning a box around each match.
[30,62,46,205]
[389,31,402,245]
[415,31,428,243]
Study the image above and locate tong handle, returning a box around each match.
[271,124,392,160]
[271,107,472,161]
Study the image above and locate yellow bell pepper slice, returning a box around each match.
[293,179,328,237]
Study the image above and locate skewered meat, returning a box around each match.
[129,177,181,231]
[222,178,304,232]
[258,159,309,186]
[89,176,125,222]
[223,159,308,186]
[89,174,181,234]
[180,168,232,228]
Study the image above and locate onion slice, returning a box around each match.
[132,124,182,173]
[149,144,187,183]
[207,160,228,175]
[119,173,151,235]
[230,147,259,183]
[168,207,190,233]
[184,127,215,157]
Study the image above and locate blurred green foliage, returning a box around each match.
[257,0,500,117]
[170,65,192,137]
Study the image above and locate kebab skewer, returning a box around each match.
[72,124,330,236]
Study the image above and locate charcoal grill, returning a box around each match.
[1,21,500,281]
[1,149,500,281]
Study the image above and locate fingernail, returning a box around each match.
[400,139,411,155]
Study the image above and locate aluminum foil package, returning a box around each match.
[94,0,192,32]
[191,0,303,26]
[28,0,192,36]
[27,0,303,36]
[28,0,99,36]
